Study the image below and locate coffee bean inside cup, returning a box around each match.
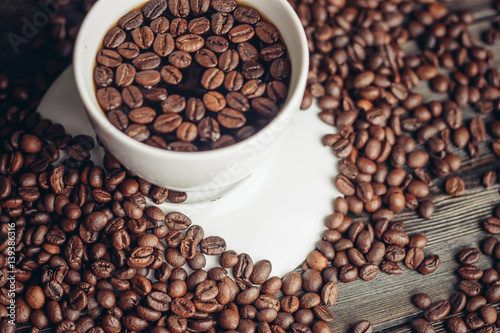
[94,0,291,151]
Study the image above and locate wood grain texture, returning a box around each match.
[5,0,500,332]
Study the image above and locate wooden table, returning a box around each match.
[2,0,500,332]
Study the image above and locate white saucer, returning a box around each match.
[37,66,340,277]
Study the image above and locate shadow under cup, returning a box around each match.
[74,0,309,196]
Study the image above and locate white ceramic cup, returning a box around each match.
[74,0,308,194]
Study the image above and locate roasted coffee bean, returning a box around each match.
[405,248,424,270]
[446,317,467,333]
[96,50,122,68]
[418,255,440,275]
[339,265,358,283]
[282,271,302,296]
[380,261,402,275]
[321,281,338,306]
[465,312,485,330]
[424,300,451,322]
[411,318,436,333]
[413,293,432,309]
[218,108,246,129]
[445,176,465,197]
[154,33,175,57]
[466,296,487,312]
[418,199,435,220]
[460,280,482,297]
[119,10,144,30]
[352,320,373,333]
[200,236,226,255]
[459,265,484,280]
[484,217,500,235]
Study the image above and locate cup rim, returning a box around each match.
[74,0,309,161]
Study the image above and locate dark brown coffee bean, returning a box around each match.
[445,176,465,197]
[460,280,482,297]
[198,117,221,142]
[234,6,260,23]
[154,33,175,57]
[200,236,226,255]
[97,49,122,67]
[380,261,402,275]
[485,284,500,303]
[449,292,467,314]
[203,91,226,112]
[255,21,279,44]
[133,52,161,70]
[352,320,373,333]
[211,12,234,36]
[128,107,156,124]
[143,0,167,19]
[320,281,338,306]
[201,68,225,90]
[211,0,237,12]
[169,0,190,17]
[168,51,192,69]
[418,199,435,220]
[117,42,140,60]
[405,248,424,270]
[242,61,265,80]
[94,66,114,88]
[176,34,205,52]
[383,229,409,246]
[121,86,143,110]
[479,305,497,324]
[128,247,154,268]
[132,26,155,49]
[153,114,183,134]
[339,265,358,283]
[411,318,435,333]
[446,317,467,333]
[217,108,246,129]
[424,300,451,322]
[135,70,161,87]
[104,27,126,48]
[413,293,432,309]
[196,48,218,68]
[166,212,192,230]
[97,87,122,111]
[270,58,291,80]
[250,260,272,285]
[119,10,143,30]
[466,296,487,312]
[357,263,378,281]
[282,271,302,296]
[459,247,481,265]
[188,17,210,35]
[418,255,440,275]
[161,65,183,85]
[465,312,485,330]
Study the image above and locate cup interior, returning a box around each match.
[74,0,309,190]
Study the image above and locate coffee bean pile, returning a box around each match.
[0,90,340,332]
[283,0,500,283]
[94,0,291,152]
[410,240,500,333]
[293,0,500,216]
